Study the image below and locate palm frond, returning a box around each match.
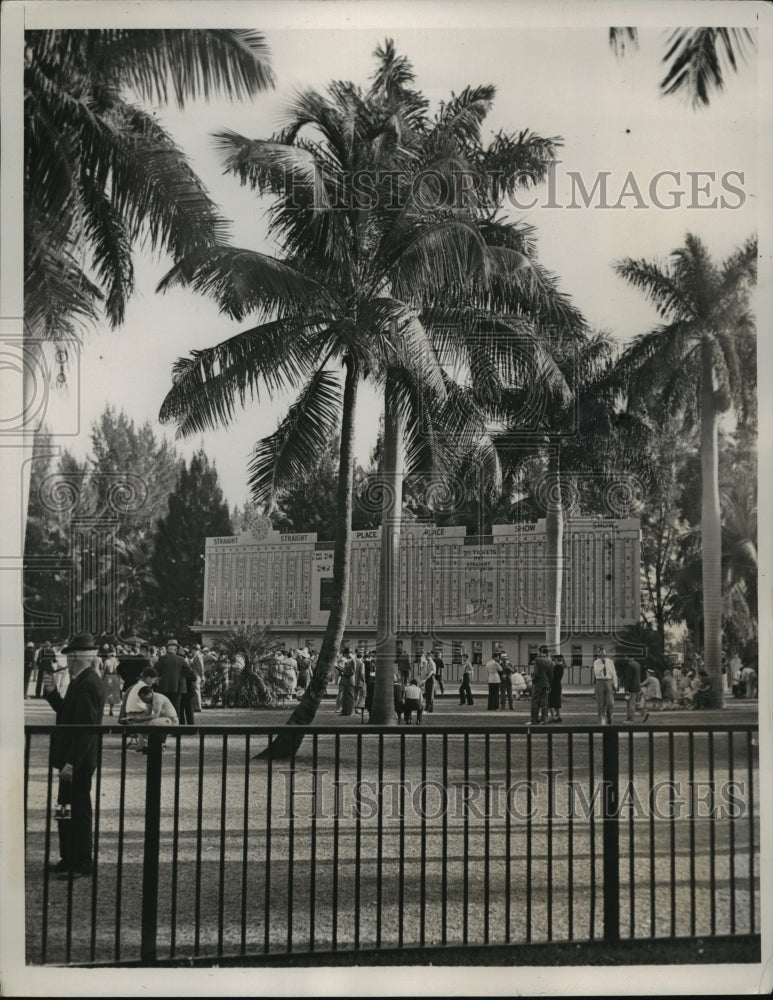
[660,27,755,108]
[614,256,690,319]
[247,369,344,507]
[157,245,339,322]
[45,29,276,108]
[159,318,322,435]
[610,28,639,57]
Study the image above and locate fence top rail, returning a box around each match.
[24,722,760,736]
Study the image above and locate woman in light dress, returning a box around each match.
[101,646,123,715]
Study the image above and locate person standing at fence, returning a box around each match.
[423,651,437,713]
[101,647,122,716]
[155,638,187,719]
[499,655,515,710]
[529,645,553,725]
[364,651,377,715]
[592,647,618,725]
[486,650,502,710]
[396,648,411,686]
[618,656,644,722]
[459,653,474,706]
[433,650,446,695]
[548,653,565,722]
[24,641,36,698]
[41,632,106,878]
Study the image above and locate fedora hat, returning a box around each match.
[61,632,98,653]
[166,638,179,647]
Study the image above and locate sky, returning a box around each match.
[17,6,765,511]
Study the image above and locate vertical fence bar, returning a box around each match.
[728,732,736,934]
[526,730,533,943]
[287,740,295,954]
[648,730,655,937]
[398,730,405,949]
[505,731,511,944]
[376,734,384,949]
[567,732,574,942]
[309,734,318,953]
[708,731,716,936]
[140,732,163,964]
[420,731,427,947]
[547,730,553,942]
[463,732,469,945]
[241,734,251,955]
[669,731,676,938]
[24,732,31,835]
[41,738,54,964]
[264,733,273,955]
[484,733,490,945]
[442,731,449,946]
[219,733,229,957]
[89,732,104,962]
[170,732,182,959]
[195,735,205,957]
[354,733,362,950]
[588,733,596,941]
[114,735,128,962]
[688,731,696,937]
[602,727,620,944]
[331,733,339,952]
[747,730,755,934]
[628,729,635,939]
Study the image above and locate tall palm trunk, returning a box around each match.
[258,355,360,758]
[370,372,405,724]
[700,343,724,707]
[544,445,564,654]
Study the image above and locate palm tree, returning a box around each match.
[609,27,756,107]
[25,28,273,345]
[615,233,757,706]
[365,67,585,723]
[158,46,504,751]
[485,331,651,656]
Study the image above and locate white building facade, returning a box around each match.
[201,518,641,684]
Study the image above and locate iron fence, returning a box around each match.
[23,722,759,965]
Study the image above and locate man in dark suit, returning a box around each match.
[42,632,106,877]
[528,645,554,725]
[155,638,187,718]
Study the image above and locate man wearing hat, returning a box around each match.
[41,632,106,877]
[155,638,188,719]
[592,646,619,725]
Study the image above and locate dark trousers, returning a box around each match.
[459,676,474,705]
[487,683,500,710]
[161,691,181,717]
[500,678,513,710]
[424,676,435,712]
[365,680,375,712]
[179,692,195,725]
[24,664,34,697]
[403,697,423,724]
[531,688,548,723]
[56,768,95,870]
[435,669,445,694]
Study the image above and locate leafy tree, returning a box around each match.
[270,434,379,538]
[615,233,757,706]
[149,449,233,641]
